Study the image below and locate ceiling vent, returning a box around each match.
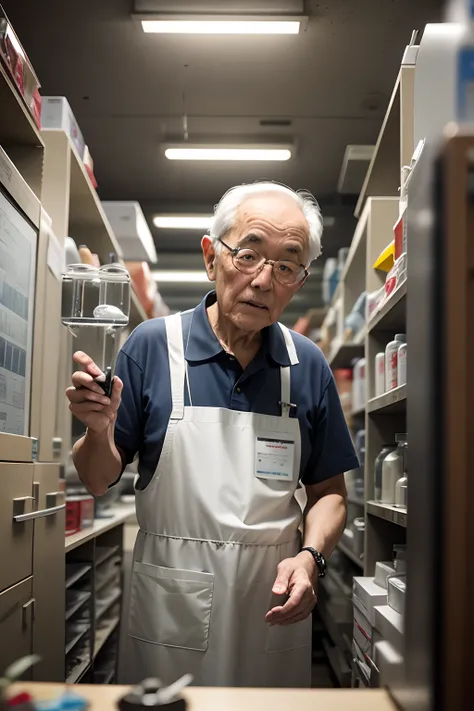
[337,145,375,195]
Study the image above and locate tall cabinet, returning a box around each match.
[0,61,65,680]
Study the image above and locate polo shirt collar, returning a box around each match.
[184,291,293,367]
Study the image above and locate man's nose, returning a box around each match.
[250,263,273,291]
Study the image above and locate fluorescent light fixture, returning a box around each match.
[151,270,210,283]
[141,18,301,34]
[153,215,213,229]
[163,145,292,162]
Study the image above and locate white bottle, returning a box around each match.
[385,334,406,391]
[375,352,385,397]
[397,343,407,387]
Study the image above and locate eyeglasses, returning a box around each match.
[218,239,309,286]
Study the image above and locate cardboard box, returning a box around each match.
[41,96,85,158]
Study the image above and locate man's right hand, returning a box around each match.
[66,351,123,434]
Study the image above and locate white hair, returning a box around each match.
[210,181,323,263]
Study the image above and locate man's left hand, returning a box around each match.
[265,553,317,626]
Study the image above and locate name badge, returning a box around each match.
[255,436,295,482]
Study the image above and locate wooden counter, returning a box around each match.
[11,683,397,711]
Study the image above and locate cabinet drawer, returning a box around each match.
[0,577,34,674]
[0,462,34,592]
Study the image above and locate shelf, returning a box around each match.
[65,591,91,621]
[66,659,91,684]
[367,501,407,528]
[96,568,120,596]
[337,543,364,569]
[351,406,365,417]
[66,564,92,589]
[353,327,367,346]
[328,341,365,370]
[367,385,406,414]
[355,64,415,217]
[94,617,120,658]
[322,636,352,688]
[338,203,370,285]
[0,59,43,147]
[368,279,407,334]
[95,589,121,623]
[65,504,135,551]
[65,627,89,655]
[95,545,120,569]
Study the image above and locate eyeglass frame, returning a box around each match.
[218,239,309,285]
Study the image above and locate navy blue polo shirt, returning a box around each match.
[114,292,358,490]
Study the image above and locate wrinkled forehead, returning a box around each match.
[234,193,309,241]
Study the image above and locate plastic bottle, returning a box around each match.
[374,444,396,501]
[381,433,407,504]
[385,334,406,391]
[397,342,407,386]
[375,352,385,397]
[395,470,408,509]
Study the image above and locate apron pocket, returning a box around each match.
[129,561,214,652]
[265,614,312,653]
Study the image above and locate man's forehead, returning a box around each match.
[236,193,308,231]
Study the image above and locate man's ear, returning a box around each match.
[201,235,216,281]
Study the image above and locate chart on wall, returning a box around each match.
[0,189,37,435]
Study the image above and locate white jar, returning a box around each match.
[385,334,406,391]
[397,343,407,386]
[375,352,385,397]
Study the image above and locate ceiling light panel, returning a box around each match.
[163,145,292,161]
[153,215,213,229]
[141,19,301,34]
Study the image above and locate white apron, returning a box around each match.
[127,313,312,687]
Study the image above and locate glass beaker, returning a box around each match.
[61,264,101,327]
[95,264,131,327]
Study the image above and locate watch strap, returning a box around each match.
[301,546,326,578]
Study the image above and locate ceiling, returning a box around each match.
[4,0,443,325]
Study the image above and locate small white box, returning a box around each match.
[373,640,404,687]
[374,561,396,589]
[353,576,388,626]
[374,604,404,654]
[387,575,406,617]
[41,97,85,158]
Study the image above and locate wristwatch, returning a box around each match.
[301,546,327,578]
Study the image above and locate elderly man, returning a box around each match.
[67,181,358,688]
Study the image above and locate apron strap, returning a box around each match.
[278,323,299,365]
[164,313,186,420]
[278,323,298,418]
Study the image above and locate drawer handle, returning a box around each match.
[14,503,65,523]
[22,598,35,629]
[12,496,34,521]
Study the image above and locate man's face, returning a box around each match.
[203,193,310,332]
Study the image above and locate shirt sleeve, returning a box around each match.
[113,348,144,466]
[302,371,359,485]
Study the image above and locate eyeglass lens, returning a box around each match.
[233,249,303,284]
